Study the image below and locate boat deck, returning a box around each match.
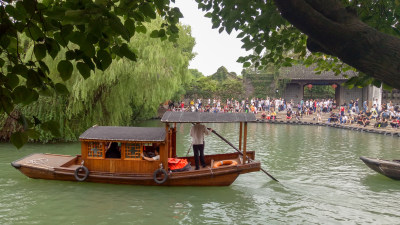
[12,153,78,170]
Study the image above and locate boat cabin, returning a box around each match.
[79,112,257,174]
[79,126,168,174]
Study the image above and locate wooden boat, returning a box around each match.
[360,156,400,180]
[11,112,261,186]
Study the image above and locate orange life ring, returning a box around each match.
[212,160,238,168]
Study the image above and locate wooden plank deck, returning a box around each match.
[14,153,77,170]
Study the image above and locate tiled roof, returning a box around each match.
[79,126,166,142]
[280,65,356,80]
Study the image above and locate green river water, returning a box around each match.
[1,121,400,224]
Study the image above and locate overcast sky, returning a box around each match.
[173,0,249,76]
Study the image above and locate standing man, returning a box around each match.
[190,123,212,170]
[363,100,368,113]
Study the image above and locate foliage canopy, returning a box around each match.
[196,0,400,89]
[0,0,184,147]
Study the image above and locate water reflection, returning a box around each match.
[1,122,400,224]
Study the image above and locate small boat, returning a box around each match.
[11,112,261,186]
[360,156,400,180]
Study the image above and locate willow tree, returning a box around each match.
[11,18,195,142]
[1,0,185,147]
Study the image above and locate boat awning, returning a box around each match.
[79,126,166,142]
[161,112,256,123]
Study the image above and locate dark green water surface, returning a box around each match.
[1,121,400,224]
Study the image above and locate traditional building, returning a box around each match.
[279,65,386,107]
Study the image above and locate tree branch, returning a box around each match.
[274,0,400,88]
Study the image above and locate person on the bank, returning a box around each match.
[190,123,212,170]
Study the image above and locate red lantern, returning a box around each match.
[332,84,337,89]
[307,84,312,90]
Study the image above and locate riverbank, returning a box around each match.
[255,110,400,137]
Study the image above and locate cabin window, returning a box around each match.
[142,143,160,159]
[125,143,141,159]
[87,142,104,158]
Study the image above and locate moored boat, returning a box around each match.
[360,156,400,180]
[11,112,262,186]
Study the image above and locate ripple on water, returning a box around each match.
[1,123,400,224]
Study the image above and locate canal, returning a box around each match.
[1,121,399,224]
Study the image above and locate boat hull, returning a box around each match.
[12,153,260,186]
[360,156,400,180]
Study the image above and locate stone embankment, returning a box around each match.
[255,111,400,137]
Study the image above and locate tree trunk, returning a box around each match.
[274,0,400,89]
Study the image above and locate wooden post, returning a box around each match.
[172,123,177,158]
[239,122,243,151]
[243,122,247,164]
[162,123,170,169]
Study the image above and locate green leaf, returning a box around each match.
[54,83,69,95]
[65,50,76,60]
[109,15,130,41]
[139,3,156,19]
[38,61,50,74]
[41,120,61,137]
[99,39,109,49]
[64,10,89,25]
[382,83,393,91]
[22,0,36,15]
[39,86,53,96]
[136,25,147,34]
[13,86,38,105]
[169,24,179,33]
[6,73,19,89]
[26,69,42,88]
[124,18,135,37]
[45,38,60,59]
[255,45,263,55]
[12,64,28,76]
[57,60,73,81]
[80,41,95,57]
[42,0,54,7]
[82,56,95,70]
[372,79,381,87]
[205,12,213,18]
[34,44,47,60]
[158,29,166,37]
[76,62,91,79]
[25,23,44,41]
[0,36,10,49]
[119,43,137,61]
[243,62,251,68]
[0,95,14,114]
[150,30,159,38]
[154,0,167,11]
[97,50,112,70]
[26,128,40,140]
[12,86,30,104]
[11,131,28,149]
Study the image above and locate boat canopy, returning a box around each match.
[161,112,256,123]
[79,126,166,142]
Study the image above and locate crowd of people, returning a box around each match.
[168,97,400,129]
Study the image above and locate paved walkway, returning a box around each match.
[254,110,400,137]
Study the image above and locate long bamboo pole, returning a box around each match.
[207,128,279,182]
